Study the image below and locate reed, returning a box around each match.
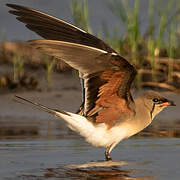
[71,0,91,33]
[147,0,155,38]
[70,0,92,78]
[69,0,180,91]
[108,0,141,63]
[13,53,24,82]
[167,25,176,82]
[107,0,180,89]
[44,55,56,90]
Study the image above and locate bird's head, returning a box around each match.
[142,91,176,120]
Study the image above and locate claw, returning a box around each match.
[105,146,113,161]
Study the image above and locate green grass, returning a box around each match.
[70,0,180,91]
[167,24,176,82]
[44,55,56,90]
[71,0,91,33]
[1,1,180,91]
[13,53,24,82]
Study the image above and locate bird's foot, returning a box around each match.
[105,150,112,161]
[105,156,112,161]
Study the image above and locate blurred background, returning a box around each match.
[1,0,148,41]
[0,0,180,136]
[0,1,180,179]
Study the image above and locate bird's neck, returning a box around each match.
[134,98,152,127]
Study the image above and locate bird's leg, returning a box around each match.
[105,143,117,161]
[105,145,112,161]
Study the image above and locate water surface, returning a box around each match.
[0,136,180,180]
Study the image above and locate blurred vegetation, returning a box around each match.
[44,55,56,90]
[0,42,39,91]
[1,1,180,139]
[71,0,180,92]
[71,0,92,33]
[13,53,24,82]
[0,0,180,92]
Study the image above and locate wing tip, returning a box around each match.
[6,3,20,9]
[7,3,30,12]
[6,3,14,7]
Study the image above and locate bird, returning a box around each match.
[7,4,176,161]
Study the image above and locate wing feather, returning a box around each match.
[29,40,137,128]
[7,3,116,53]
[87,56,137,128]
[28,40,111,75]
[7,4,137,128]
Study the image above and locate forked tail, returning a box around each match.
[15,95,96,140]
[15,95,70,117]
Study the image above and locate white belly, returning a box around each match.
[57,111,130,147]
[55,111,131,148]
[84,124,128,147]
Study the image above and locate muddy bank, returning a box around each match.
[0,70,179,138]
[0,69,179,180]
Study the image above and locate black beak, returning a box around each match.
[161,99,176,107]
[168,100,176,106]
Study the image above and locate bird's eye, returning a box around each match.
[153,98,159,103]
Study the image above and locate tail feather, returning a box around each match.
[15,95,70,116]
[14,95,96,139]
[14,95,106,147]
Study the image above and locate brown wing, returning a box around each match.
[7,3,137,128]
[6,3,116,53]
[28,40,136,128]
[28,40,112,74]
[87,55,137,128]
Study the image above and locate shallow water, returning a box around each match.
[0,136,180,180]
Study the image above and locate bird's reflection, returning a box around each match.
[44,161,154,180]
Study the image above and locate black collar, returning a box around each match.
[150,103,155,119]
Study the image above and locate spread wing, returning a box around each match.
[6,3,116,53]
[7,4,137,128]
[28,40,137,128]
